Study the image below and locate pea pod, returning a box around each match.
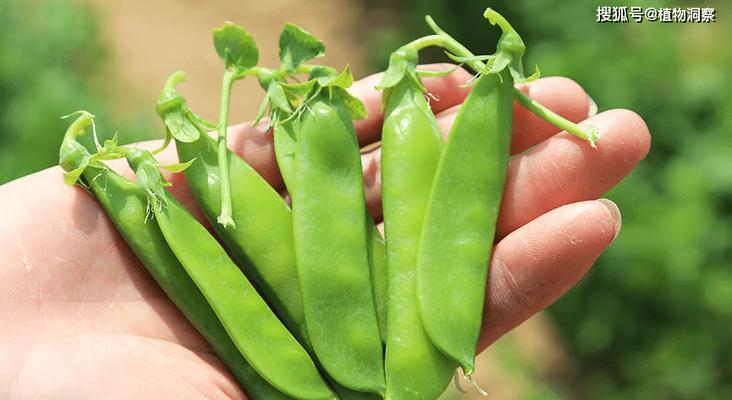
[416,10,528,376]
[288,94,385,394]
[379,46,457,400]
[161,72,381,400]
[58,112,293,400]
[274,120,387,344]
[122,147,336,400]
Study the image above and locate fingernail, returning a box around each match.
[598,198,622,241]
[587,93,598,117]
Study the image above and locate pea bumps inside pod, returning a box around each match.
[58,112,294,400]
[115,145,336,400]
[377,46,458,399]
[252,25,385,395]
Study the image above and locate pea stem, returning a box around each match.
[216,68,237,229]
[514,89,599,147]
[423,15,600,146]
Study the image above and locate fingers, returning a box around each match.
[496,109,650,239]
[477,199,622,351]
[361,107,648,227]
[436,76,591,155]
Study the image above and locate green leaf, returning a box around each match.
[63,160,88,186]
[253,97,269,126]
[308,65,338,81]
[268,83,293,114]
[159,158,197,173]
[319,65,353,88]
[162,109,200,143]
[333,87,367,120]
[281,79,317,97]
[377,46,418,89]
[278,23,325,72]
[213,22,259,71]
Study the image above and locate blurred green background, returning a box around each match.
[2,0,730,399]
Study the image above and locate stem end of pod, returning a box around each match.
[217,213,236,230]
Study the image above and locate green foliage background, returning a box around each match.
[0,0,151,184]
[2,0,730,398]
[364,0,732,398]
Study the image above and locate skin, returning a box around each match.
[0,66,649,399]
[82,165,292,400]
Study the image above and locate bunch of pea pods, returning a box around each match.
[58,8,598,400]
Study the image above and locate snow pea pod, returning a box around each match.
[290,94,385,394]
[177,130,308,343]
[58,112,292,400]
[124,148,336,400]
[416,10,520,377]
[274,120,388,343]
[379,47,456,400]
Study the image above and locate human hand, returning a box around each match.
[0,65,649,398]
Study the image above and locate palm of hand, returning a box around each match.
[0,69,649,399]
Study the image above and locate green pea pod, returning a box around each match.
[416,10,520,377]
[161,73,380,399]
[58,112,292,400]
[290,95,385,394]
[123,148,336,400]
[157,72,308,346]
[177,133,308,344]
[379,47,456,400]
[274,120,388,344]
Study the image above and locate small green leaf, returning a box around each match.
[377,46,419,89]
[511,64,540,83]
[253,97,269,126]
[319,65,353,88]
[268,83,293,114]
[63,161,88,186]
[279,23,325,72]
[213,22,259,71]
[333,87,367,120]
[162,109,200,143]
[281,79,317,97]
[159,158,197,173]
[308,65,338,82]
[485,55,511,75]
